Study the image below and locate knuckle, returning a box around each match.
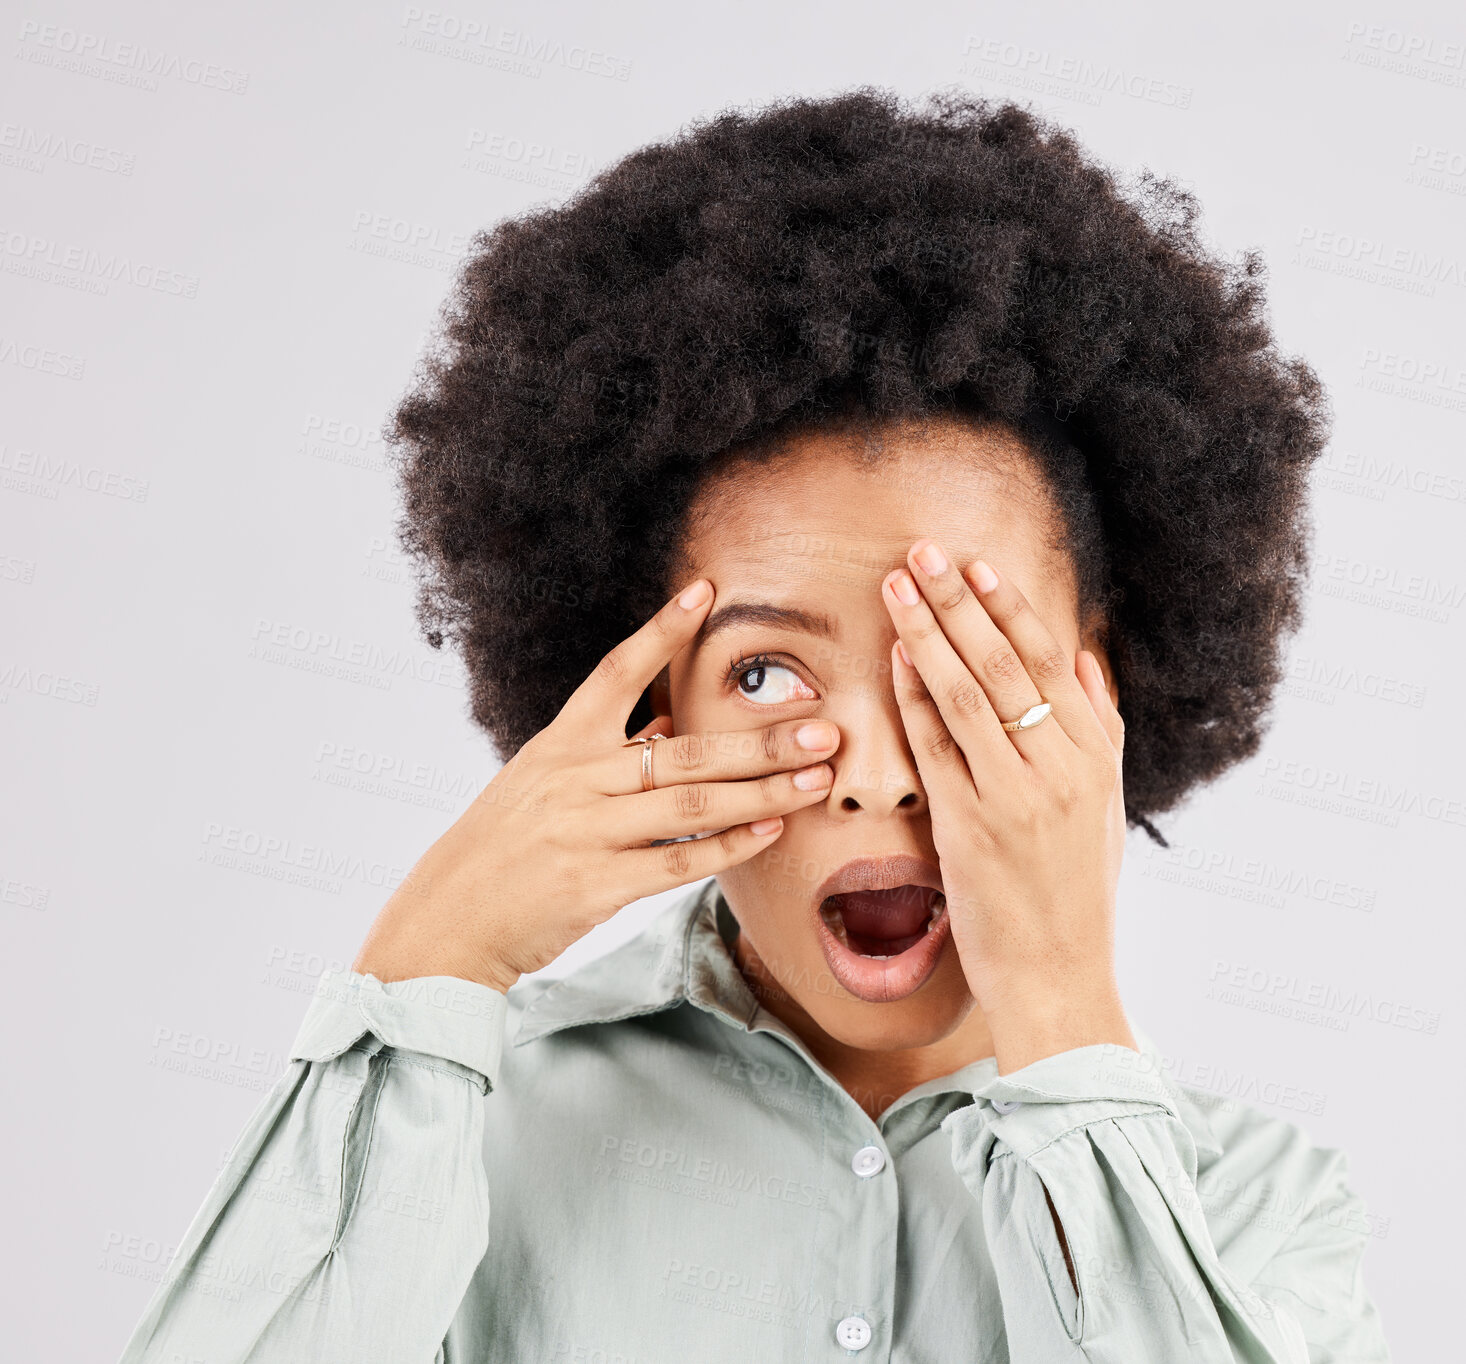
[946,680,989,719]
[924,724,959,762]
[909,615,942,646]
[935,580,969,613]
[648,611,679,654]
[1014,800,1043,836]
[981,644,1025,686]
[660,839,693,879]
[761,724,783,764]
[593,645,627,689]
[668,731,709,771]
[673,781,709,820]
[1028,644,1070,685]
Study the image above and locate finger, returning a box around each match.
[897,533,1084,756]
[590,718,841,797]
[888,639,978,811]
[557,579,715,735]
[607,714,678,799]
[881,565,1027,779]
[904,539,1048,735]
[957,554,1110,754]
[608,762,834,845]
[615,815,790,903]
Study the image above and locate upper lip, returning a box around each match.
[814,853,944,905]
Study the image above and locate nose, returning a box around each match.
[824,675,928,819]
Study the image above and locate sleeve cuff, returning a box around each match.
[288,967,509,1092]
[945,1029,1195,1164]
[978,1038,1181,1110]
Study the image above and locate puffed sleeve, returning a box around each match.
[939,1038,1391,1362]
[117,968,508,1364]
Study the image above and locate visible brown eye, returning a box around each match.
[729,654,819,705]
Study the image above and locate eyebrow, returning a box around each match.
[693,601,838,653]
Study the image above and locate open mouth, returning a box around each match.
[818,885,947,958]
[809,874,955,997]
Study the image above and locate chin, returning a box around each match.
[803,958,977,1052]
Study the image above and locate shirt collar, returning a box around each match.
[512,877,1221,1157]
[511,879,717,1047]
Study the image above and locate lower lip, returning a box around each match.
[814,897,952,1004]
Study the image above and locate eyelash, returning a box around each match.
[724,651,815,700]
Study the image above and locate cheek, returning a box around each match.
[724,837,826,919]
[721,853,781,914]
[673,666,776,735]
[667,668,710,732]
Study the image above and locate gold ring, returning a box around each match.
[999,701,1052,733]
[621,733,666,791]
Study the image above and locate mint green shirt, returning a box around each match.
[118,879,1389,1362]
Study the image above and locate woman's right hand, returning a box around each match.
[351,578,841,993]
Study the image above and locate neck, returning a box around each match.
[731,929,994,1122]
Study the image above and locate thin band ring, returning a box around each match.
[620,733,666,791]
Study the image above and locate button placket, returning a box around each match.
[827,1129,894,1358]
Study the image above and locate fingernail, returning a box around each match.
[970,560,999,593]
[896,639,913,667]
[793,763,833,791]
[750,817,783,835]
[677,579,711,609]
[795,722,838,750]
[914,540,947,575]
[888,570,920,606]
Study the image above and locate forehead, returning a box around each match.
[678,418,1068,601]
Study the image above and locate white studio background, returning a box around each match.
[3,2,1460,1358]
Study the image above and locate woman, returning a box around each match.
[119,89,1390,1361]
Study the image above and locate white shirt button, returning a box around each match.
[850,1144,886,1178]
[835,1315,872,1350]
[991,1098,1023,1114]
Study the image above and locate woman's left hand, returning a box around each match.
[881,538,1137,1073]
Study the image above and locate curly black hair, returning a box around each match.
[386,86,1330,845]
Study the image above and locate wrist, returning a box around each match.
[352,939,521,996]
[981,981,1135,1075]
[357,956,521,995]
